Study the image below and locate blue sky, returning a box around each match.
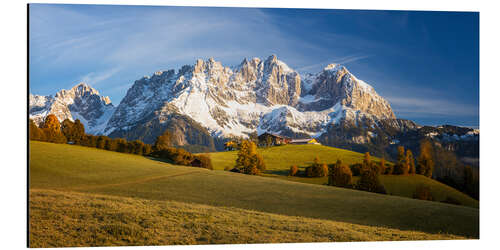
[29,4,479,128]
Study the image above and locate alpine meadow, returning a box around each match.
[28,4,479,248]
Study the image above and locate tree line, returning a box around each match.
[29,114,213,170]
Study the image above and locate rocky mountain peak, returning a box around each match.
[29,82,115,134]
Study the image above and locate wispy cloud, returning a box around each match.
[80,67,122,86]
[386,96,478,117]
[296,54,373,73]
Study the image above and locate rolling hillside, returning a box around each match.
[29,141,479,246]
[209,144,479,208]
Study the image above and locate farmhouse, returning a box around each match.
[290,138,321,145]
[258,132,291,147]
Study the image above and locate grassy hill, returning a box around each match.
[29,141,479,246]
[209,144,479,208]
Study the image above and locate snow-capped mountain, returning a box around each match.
[29,83,115,134]
[105,55,396,141]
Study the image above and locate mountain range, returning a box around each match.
[29,55,478,160]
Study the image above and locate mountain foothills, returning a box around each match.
[29,55,478,159]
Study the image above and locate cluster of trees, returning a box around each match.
[29,115,213,170]
[29,115,67,143]
[287,157,328,178]
[328,160,353,188]
[314,153,387,194]
[305,157,329,177]
[233,140,266,175]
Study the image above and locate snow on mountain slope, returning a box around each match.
[105,55,396,139]
[29,83,115,134]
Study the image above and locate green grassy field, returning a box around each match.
[210,144,388,173]
[29,141,479,246]
[209,144,479,208]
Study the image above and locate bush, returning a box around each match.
[328,160,353,188]
[412,185,434,201]
[191,154,213,170]
[289,165,299,176]
[356,166,386,194]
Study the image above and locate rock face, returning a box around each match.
[104,55,397,144]
[28,55,479,157]
[29,83,115,134]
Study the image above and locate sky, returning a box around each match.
[28,4,479,128]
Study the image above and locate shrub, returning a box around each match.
[328,160,353,188]
[289,165,299,176]
[356,166,386,194]
[412,185,434,201]
[191,154,213,170]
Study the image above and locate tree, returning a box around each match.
[289,165,299,176]
[154,130,173,151]
[72,119,85,144]
[417,140,434,177]
[393,146,408,175]
[350,163,363,176]
[234,140,266,175]
[356,164,386,194]
[328,160,353,188]
[305,157,328,177]
[42,114,61,131]
[41,114,66,143]
[406,149,416,174]
[29,119,46,141]
[61,119,74,141]
[363,152,371,167]
[377,158,386,175]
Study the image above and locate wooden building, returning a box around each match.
[257,132,291,147]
